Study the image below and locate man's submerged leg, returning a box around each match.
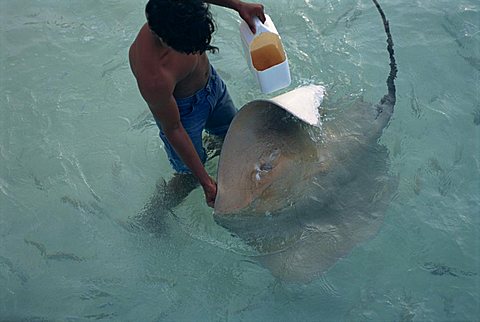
[132,173,199,234]
[203,132,226,161]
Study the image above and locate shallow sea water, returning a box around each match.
[1,0,479,320]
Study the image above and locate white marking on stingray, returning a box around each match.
[261,84,325,126]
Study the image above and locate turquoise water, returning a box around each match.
[1,0,479,320]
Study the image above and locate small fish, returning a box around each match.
[0,255,29,283]
[25,239,84,262]
[61,196,104,216]
[33,175,45,190]
[428,264,458,277]
[84,312,115,320]
[80,288,112,300]
[23,21,44,26]
[101,61,125,78]
[130,109,156,132]
[453,144,464,165]
[111,160,122,178]
[427,158,443,175]
[441,23,465,49]
[423,262,477,277]
[458,51,480,72]
[345,9,362,29]
[409,85,422,119]
[429,95,440,103]
[441,12,471,50]
[413,170,422,195]
[320,8,353,35]
[438,171,453,196]
[46,252,84,262]
[24,239,47,257]
[61,195,83,209]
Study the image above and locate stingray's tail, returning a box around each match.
[372,0,397,113]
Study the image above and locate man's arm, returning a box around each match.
[139,76,217,207]
[205,0,266,33]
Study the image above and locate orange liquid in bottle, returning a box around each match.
[251,44,285,71]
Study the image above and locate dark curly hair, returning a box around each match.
[145,0,218,54]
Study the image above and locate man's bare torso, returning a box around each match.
[129,23,210,100]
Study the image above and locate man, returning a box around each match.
[129,0,265,208]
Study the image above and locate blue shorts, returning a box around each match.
[155,65,237,174]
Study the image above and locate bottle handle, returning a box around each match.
[253,16,268,35]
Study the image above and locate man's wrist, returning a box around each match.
[199,175,214,188]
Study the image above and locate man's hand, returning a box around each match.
[202,176,218,208]
[238,2,266,33]
[206,1,266,33]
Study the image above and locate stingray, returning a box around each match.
[213,0,398,282]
